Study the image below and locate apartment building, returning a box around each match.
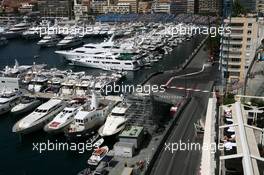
[103,3,131,13]
[198,0,219,14]
[138,1,152,13]
[173,0,187,13]
[117,0,138,13]
[37,0,72,17]
[257,0,264,13]
[187,0,198,13]
[91,0,108,13]
[220,16,259,85]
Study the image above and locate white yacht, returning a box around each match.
[98,101,131,137]
[0,91,21,115]
[66,52,140,71]
[12,99,66,134]
[57,35,83,49]
[11,97,41,115]
[65,91,115,139]
[28,75,48,93]
[1,60,31,76]
[43,98,87,134]
[37,35,61,47]
[75,76,93,96]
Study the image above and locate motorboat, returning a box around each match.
[37,35,61,47]
[11,97,41,115]
[3,20,31,39]
[1,60,32,76]
[87,146,109,166]
[43,98,87,134]
[12,99,66,134]
[75,76,93,96]
[56,35,83,49]
[28,75,48,93]
[65,91,115,140]
[98,100,131,137]
[0,90,21,115]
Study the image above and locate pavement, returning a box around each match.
[146,43,219,175]
[247,61,264,96]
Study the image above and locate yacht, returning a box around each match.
[0,90,21,116]
[57,35,83,49]
[37,35,61,47]
[3,20,31,39]
[12,99,66,134]
[0,37,8,46]
[98,101,131,137]
[43,98,87,134]
[65,91,115,139]
[55,35,140,61]
[1,60,31,76]
[66,52,141,71]
[75,76,93,96]
[22,27,43,40]
[11,97,41,115]
[87,146,109,166]
[28,75,48,93]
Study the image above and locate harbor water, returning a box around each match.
[0,35,204,175]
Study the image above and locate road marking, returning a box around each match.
[168,86,210,93]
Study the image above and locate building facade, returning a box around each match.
[138,1,152,13]
[91,0,107,13]
[37,0,72,17]
[103,3,131,13]
[172,0,187,13]
[257,0,264,13]
[220,16,259,86]
[198,0,219,14]
[117,0,138,13]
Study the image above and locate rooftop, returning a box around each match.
[119,126,143,138]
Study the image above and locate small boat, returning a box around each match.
[43,98,87,134]
[0,90,21,116]
[37,35,61,47]
[11,97,41,115]
[87,146,109,166]
[93,138,104,148]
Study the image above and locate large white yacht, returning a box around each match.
[66,52,140,71]
[57,35,83,49]
[37,35,61,47]
[12,99,66,134]
[43,98,87,134]
[0,91,21,116]
[98,100,131,137]
[65,91,115,139]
